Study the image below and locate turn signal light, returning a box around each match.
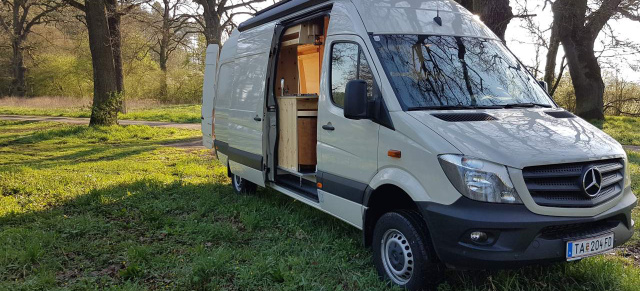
[388,150,402,158]
[317,182,323,189]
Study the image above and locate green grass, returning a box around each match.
[594,116,640,146]
[0,104,202,124]
[0,121,639,290]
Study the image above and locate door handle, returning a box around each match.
[254,116,262,122]
[322,123,335,131]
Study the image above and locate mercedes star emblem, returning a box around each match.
[582,167,603,197]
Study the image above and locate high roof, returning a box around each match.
[237,0,330,32]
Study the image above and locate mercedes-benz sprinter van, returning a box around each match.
[201,0,636,288]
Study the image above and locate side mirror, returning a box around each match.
[538,80,549,92]
[344,80,369,120]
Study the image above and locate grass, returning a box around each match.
[0,96,201,123]
[0,121,639,290]
[593,116,640,146]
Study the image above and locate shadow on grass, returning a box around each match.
[2,176,639,290]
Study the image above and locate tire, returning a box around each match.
[372,210,443,290]
[231,173,257,194]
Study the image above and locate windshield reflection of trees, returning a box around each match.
[373,35,551,108]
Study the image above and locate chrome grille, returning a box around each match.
[522,159,625,208]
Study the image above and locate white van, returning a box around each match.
[201,0,636,288]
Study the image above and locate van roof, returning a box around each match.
[238,0,330,32]
[238,0,497,39]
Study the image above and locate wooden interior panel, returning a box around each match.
[298,51,320,95]
[297,98,318,110]
[277,97,298,171]
[276,46,298,97]
[297,117,317,166]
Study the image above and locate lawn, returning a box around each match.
[0,97,201,124]
[593,116,640,146]
[0,121,639,290]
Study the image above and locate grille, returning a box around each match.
[431,113,497,122]
[522,159,624,208]
[539,216,622,240]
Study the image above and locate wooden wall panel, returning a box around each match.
[276,46,299,96]
[277,98,298,171]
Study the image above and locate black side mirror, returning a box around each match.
[344,80,369,120]
[538,80,549,92]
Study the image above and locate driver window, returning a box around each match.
[330,42,374,108]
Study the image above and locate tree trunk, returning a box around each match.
[473,0,513,41]
[454,0,513,41]
[10,38,26,96]
[552,0,618,120]
[105,0,126,113]
[159,9,169,99]
[561,38,605,120]
[200,0,223,45]
[544,22,560,94]
[456,0,474,11]
[85,0,120,126]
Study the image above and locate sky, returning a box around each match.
[231,0,640,83]
[506,1,640,83]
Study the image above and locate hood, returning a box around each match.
[408,109,625,169]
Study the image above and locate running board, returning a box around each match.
[268,183,322,210]
[276,174,319,202]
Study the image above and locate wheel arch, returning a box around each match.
[362,183,425,247]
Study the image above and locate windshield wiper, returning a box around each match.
[501,103,553,108]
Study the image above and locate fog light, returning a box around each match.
[470,231,488,243]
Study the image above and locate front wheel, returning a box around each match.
[372,210,443,290]
[231,173,257,194]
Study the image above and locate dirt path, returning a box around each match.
[624,145,640,152]
[0,114,200,130]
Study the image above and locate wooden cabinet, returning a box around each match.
[278,96,318,173]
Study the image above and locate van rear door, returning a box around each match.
[201,44,219,149]
[226,24,275,186]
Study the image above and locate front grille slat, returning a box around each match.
[598,163,623,173]
[522,159,625,208]
[601,173,623,188]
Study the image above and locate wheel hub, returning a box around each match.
[381,229,414,285]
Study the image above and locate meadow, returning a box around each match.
[0,97,201,124]
[0,119,639,290]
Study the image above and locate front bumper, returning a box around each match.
[418,190,637,270]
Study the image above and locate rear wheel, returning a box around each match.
[372,210,443,290]
[231,173,257,194]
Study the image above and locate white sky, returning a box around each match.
[506,1,640,83]
[232,0,640,82]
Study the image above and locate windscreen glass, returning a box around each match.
[371,35,554,110]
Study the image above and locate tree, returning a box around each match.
[0,0,63,96]
[552,0,640,120]
[146,0,194,97]
[191,0,264,45]
[455,0,514,41]
[64,0,121,125]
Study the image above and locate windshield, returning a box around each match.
[371,35,555,110]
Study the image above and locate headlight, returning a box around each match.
[438,154,522,204]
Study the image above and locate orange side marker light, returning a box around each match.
[388,150,402,158]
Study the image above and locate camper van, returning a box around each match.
[201,0,636,288]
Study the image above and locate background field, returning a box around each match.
[0,97,201,124]
[0,119,639,290]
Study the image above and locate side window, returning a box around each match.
[330,42,374,108]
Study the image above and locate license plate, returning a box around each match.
[566,233,614,261]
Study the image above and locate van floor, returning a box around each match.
[276,174,319,202]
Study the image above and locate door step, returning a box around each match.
[276,173,319,202]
